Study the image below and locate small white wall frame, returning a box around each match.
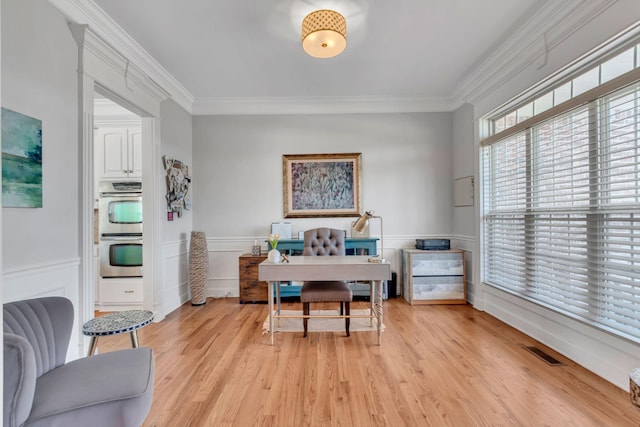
[454,176,474,207]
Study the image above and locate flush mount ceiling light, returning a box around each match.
[301,9,347,59]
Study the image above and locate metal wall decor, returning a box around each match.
[163,155,191,220]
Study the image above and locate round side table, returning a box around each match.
[82,310,153,356]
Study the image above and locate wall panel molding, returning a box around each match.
[201,235,478,301]
[160,240,189,316]
[450,234,476,243]
[3,258,81,360]
[3,258,80,277]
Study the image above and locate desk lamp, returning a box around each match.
[353,210,384,263]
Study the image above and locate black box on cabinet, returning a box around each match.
[415,239,450,250]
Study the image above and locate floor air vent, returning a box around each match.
[523,346,564,366]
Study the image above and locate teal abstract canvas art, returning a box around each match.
[1,108,43,208]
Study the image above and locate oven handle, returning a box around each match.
[101,234,143,241]
[99,192,143,198]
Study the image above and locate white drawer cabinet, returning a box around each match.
[402,249,466,305]
[99,277,143,305]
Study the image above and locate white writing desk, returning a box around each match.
[259,256,391,345]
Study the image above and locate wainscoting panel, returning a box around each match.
[385,238,411,297]
[201,235,478,303]
[160,239,189,316]
[3,259,81,360]
[206,241,245,298]
[450,235,476,305]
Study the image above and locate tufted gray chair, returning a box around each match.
[3,297,154,427]
[301,228,353,337]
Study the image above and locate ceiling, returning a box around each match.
[92,0,545,110]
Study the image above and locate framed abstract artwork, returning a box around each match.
[283,153,362,218]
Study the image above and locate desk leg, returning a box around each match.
[369,281,374,327]
[375,279,383,346]
[87,336,98,356]
[130,330,140,348]
[268,280,274,345]
[276,281,281,328]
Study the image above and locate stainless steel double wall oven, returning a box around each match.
[99,181,143,277]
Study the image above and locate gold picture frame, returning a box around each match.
[283,153,362,218]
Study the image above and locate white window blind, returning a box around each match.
[482,76,640,341]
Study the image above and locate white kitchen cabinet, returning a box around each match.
[95,125,142,180]
[99,277,143,305]
[402,249,466,305]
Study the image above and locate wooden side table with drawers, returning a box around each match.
[239,253,268,303]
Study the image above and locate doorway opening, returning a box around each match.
[93,96,145,312]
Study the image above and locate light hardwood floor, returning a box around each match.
[96,298,639,426]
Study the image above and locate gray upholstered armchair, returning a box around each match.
[3,297,154,427]
[301,228,353,337]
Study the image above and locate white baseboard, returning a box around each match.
[484,286,640,390]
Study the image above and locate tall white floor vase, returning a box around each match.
[189,231,208,306]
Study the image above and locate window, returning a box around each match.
[491,44,640,134]
[482,44,640,341]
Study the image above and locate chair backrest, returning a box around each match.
[4,333,37,427]
[3,297,73,377]
[303,228,345,256]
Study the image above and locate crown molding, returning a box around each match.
[69,24,171,117]
[50,0,624,117]
[192,96,462,116]
[51,0,456,116]
[452,0,620,107]
[49,0,194,113]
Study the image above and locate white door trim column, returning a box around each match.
[70,24,169,353]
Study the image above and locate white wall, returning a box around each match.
[451,103,476,304]
[158,99,193,314]
[192,112,454,297]
[2,0,78,269]
[1,0,81,357]
[451,103,475,238]
[161,100,193,242]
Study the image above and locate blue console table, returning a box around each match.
[268,238,378,256]
[266,238,379,298]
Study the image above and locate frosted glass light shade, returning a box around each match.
[302,10,347,59]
